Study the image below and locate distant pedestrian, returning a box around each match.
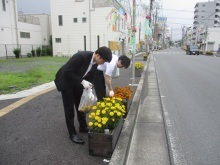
[94,55,130,100]
[54,47,112,144]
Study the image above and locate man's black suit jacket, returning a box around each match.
[54,51,97,92]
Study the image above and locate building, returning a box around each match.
[50,0,127,56]
[200,27,220,53]
[192,0,220,44]
[0,0,51,58]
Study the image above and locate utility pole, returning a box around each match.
[149,0,154,24]
[130,0,136,85]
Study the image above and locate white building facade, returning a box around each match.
[200,27,220,52]
[0,0,50,58]
[50,0,127,56]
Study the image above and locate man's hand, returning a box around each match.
[109,90,114,97]
[81,80,92,89]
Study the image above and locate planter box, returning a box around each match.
[88,119,124,157]
[123,99,130,118]
[135,68,142,77]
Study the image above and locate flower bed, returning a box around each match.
[114,86,133,100]
[88,97,125,133]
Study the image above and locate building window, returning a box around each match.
[73,18,78,23]
[2,0,6,11]
[55,38,61,43]
[58,15,63,26]
[82,17,87,23]
[20,32,30,39]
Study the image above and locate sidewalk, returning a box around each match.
[109,54,170,165]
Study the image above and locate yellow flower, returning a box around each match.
[109,112,114,116]
[102,110,106,114]
[90,112,95,117]
[117,112,122,116]
[88,122,93,126]
[95,116,99,121]
[98,124,102,128]
[102,120,107,125]
[92,106,97,110]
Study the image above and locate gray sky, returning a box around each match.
[17,0,50,14]
[17,0,210,40]
[161,0,209,40]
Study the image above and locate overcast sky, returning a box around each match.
[17,0,211,40]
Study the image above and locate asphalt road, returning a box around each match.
[153,47,220,165]
[0,56,142,165]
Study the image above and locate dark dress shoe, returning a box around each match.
[79,127,89,133]
[70,134,84,144]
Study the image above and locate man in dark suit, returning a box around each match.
[54,46,112,144]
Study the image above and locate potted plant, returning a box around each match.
[134,62,144,77]
[13,48,21,58]
[88,97,125,157]
[143,54,148,61]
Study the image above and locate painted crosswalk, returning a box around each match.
[152,51,184,54]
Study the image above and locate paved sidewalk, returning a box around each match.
[110,54,170,165]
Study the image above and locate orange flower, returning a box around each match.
[114,86,133,100]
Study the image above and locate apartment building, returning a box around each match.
[50,0,127,56]
[192,0,220,44]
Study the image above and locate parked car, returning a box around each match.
[186,45,199,55]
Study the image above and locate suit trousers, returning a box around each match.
[61,86,87,136]
[94,70,106,101]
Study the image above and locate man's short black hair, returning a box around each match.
[95,46,112,62]
[118,55,131,69]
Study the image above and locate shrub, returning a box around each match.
[31,49,35,57]
[36,47,41,57]
[13,48,21,58]
[41,49,46,56]
[27,53,32,58]
[45,47,52,56]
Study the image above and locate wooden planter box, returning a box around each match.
[88,119,124,157]
[123,99,130,118]
[135,68,142,77]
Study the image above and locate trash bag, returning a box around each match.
[79,88,97,113]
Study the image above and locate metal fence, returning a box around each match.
[0,44,51,59]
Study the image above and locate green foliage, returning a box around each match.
[36,47,41,56]
[27,53,32,57]
[41,49,46,56]
[13,48,21,58]
[45,47,52,56]
[31,49,35,57]
[0,57,68,94]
